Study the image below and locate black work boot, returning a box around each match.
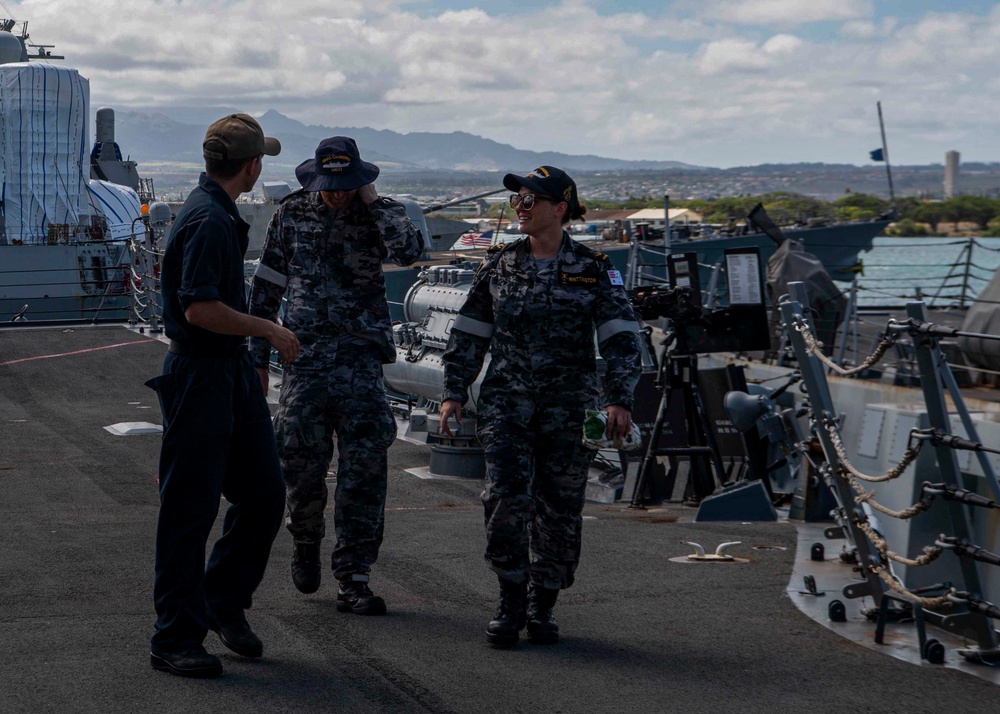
[291,541,321,594]
[207,610,264,658]
[486,579,527,648]
[526,587,560,644]
[150,645,223,678]
[336,580,387,615]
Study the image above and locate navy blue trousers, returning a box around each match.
[146,352,284,653]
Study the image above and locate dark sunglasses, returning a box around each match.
[509,193,561,210]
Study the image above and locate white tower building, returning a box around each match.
[944,150,960,199]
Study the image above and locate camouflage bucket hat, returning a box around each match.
[295,136,380,192]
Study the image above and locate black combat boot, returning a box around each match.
[150,645,223,678]
[207,609,264,658]
[292,541,321,594]
[526,587,559,644]
[486,578,527,648]
[336,580,387,615]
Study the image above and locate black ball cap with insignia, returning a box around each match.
[503,165,579,216]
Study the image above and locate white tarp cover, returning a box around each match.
[0,63,90,244]
[87,179,141,241]
[766,240,846,353]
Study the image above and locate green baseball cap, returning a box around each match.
[203,113,280,161]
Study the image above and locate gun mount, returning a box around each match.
[386,262,485,406]
[384,263,487,478]
[628,283,771,355]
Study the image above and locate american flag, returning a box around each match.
[458,229,494,248]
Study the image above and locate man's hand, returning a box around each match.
[268,323,300,364]
[184,301,300,364]
[439,399,463,436]
[605,404,633,444]
[357,183,378,205]
[256,366,270,393]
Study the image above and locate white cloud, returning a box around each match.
[696,34,800,75]
[697,38,772,75]
[8,0,1000,167]
[761,33,802,54]
[700,0,872,26]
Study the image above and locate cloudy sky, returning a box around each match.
[12,0,1000,167]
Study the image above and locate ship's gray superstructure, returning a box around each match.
[0,19,146,321]
[91,106,141,192]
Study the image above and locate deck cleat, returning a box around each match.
[684,541,742,562]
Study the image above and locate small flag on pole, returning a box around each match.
[869,148,884,162]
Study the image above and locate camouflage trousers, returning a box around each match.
[274,345,396,582]
[476,391,597,591]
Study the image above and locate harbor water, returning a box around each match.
[853,236,1000,308]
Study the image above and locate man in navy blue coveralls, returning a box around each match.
[147,114,300,678]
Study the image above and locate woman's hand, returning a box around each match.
[440,399,463,436]
[604,404,633,444]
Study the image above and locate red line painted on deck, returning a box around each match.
[0,339,160,367]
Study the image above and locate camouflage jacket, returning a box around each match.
[441,233,642,411]
[248,190,423,368]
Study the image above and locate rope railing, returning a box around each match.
[852,518,955,607]
[794,316,898,376]
[856,518,945,569]
[869,559,956,608]
[971,238,1000,252]
[848,476,932,520]
[124,233,164,326]
[852,237,1000,308]
[861,273,980,282]
[781,298,1000,643]
[826,423,925,483]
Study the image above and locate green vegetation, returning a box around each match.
[884,218,929,237]
[587,191,1000,237]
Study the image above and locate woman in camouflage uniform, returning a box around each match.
[440,166,642,647]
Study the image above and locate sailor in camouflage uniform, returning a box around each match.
[440,166,641,647]
[248,137,423,615]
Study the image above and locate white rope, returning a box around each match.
[848,475,932,520]
[853,520,955,607]
[794,318,897,376]
[827,424,923,483]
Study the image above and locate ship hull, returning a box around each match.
[0,243,133,322]
[382,218,889,321]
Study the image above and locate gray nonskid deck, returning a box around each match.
[0,325,995,713]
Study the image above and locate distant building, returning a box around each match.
[617,208,703,224]
[437,198,489,217]
[944,150,960,199]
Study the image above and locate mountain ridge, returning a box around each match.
[113,108,703,172]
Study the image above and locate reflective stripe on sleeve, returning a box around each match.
[453,314,494,338]
[254,263,288,288]
[596,318,639,343]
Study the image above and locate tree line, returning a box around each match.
[583,192,1000,237]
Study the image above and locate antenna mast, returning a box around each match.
[877,101,897,212]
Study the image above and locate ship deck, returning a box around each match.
[1,324,997,713]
